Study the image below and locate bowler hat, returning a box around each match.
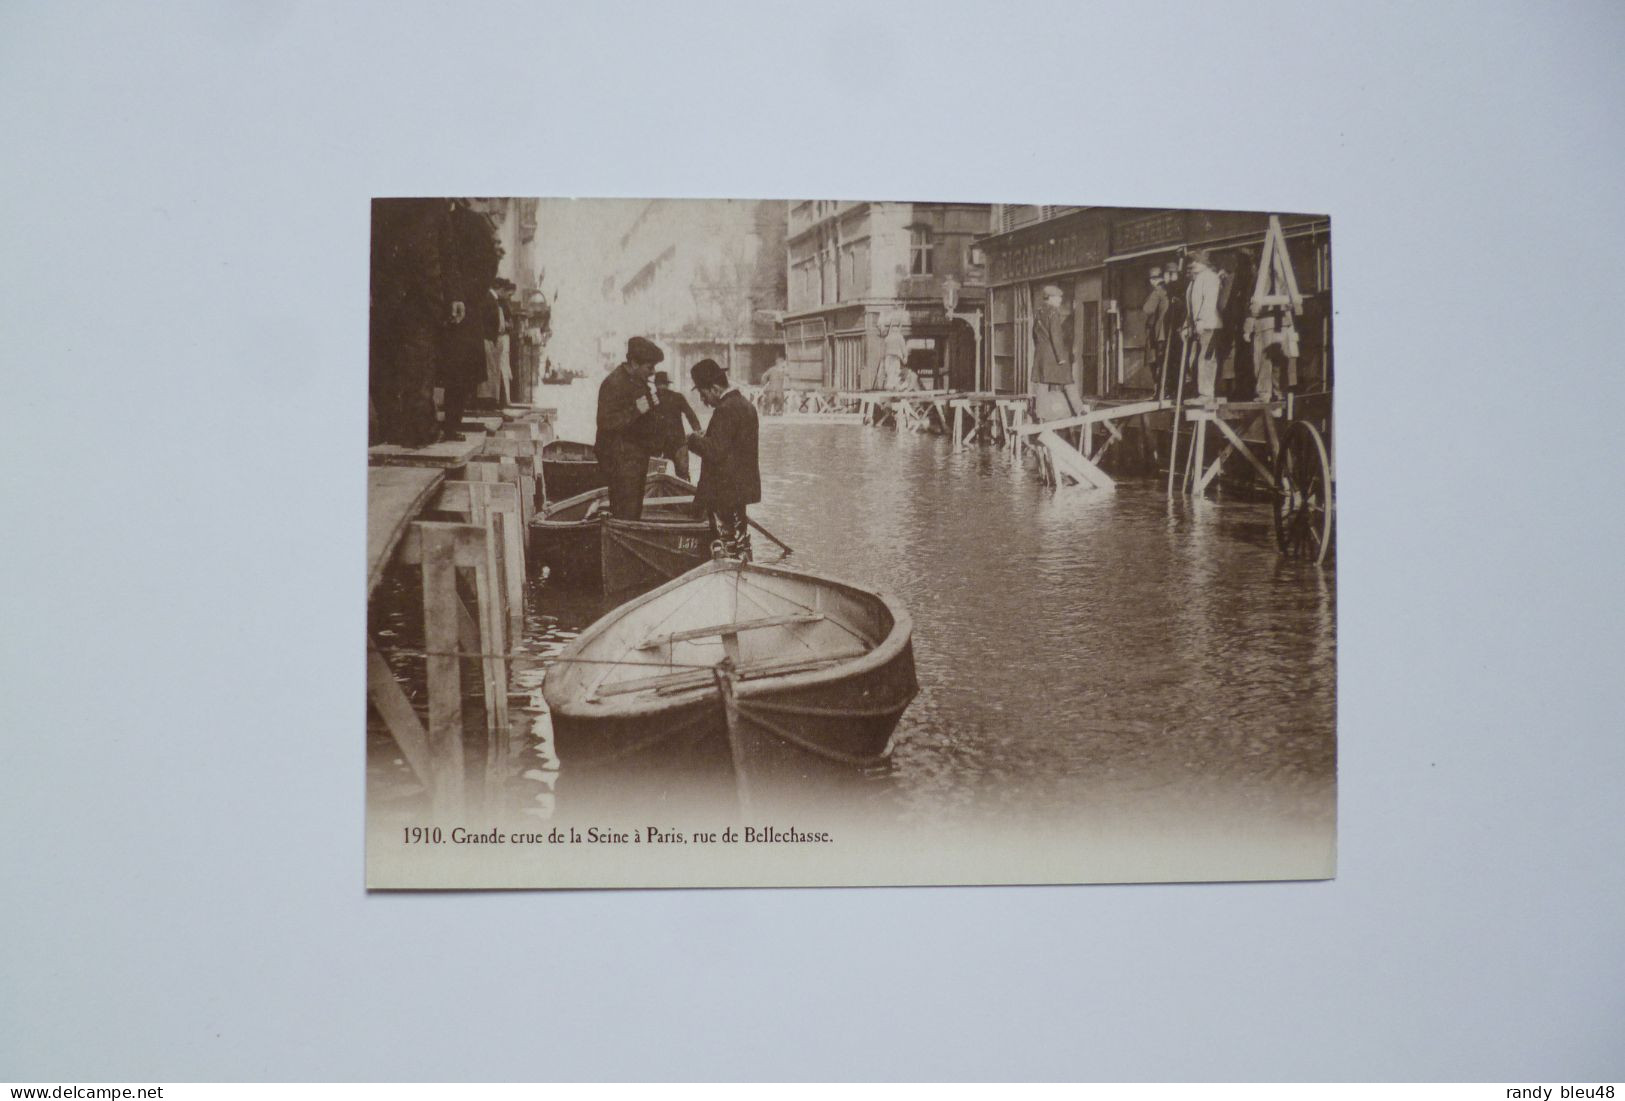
[652,371,671,386]
[627,336,664,366]
[690,358,727,389]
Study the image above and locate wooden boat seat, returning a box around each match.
[635,613,824,650]
[591,646,864,701]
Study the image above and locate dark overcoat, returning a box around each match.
[688,390,761,512]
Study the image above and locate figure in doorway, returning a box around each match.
[1033,283,1079,422]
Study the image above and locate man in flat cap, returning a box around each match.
[686,358,760,561]
[595,336,665,520]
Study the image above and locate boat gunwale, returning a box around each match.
[532,474,699,530]
[541,439,597,461]
[544,558,915,721]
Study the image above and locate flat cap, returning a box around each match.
[627,336,664,366]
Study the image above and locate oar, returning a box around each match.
[748,517,793,557]
[1166,336,1190,495]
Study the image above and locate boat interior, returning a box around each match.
[543,440,596,461]
[548,564,893,705]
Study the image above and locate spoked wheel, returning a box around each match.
[1273,420,1335,564]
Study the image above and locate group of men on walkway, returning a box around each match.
[370,198,532,448]
[595,336,761,561]
[1141,249,1298,406]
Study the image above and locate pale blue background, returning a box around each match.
[2,0,1622,1082]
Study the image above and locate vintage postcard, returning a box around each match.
[365,198,1336,889]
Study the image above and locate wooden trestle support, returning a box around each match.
[366,406,557,819]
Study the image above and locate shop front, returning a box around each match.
[979,207,1333,402]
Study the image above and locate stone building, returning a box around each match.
[779,201,992,392]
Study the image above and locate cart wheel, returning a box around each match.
[1273,420,1335,564]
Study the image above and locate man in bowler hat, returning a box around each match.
[650,370,702,480]
[595,336,665,520]
[686,358,760,561]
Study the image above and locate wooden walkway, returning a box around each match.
[367,466,445,596]
[366,406,559,820]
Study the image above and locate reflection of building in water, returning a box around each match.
[974,205,1331,399]
[780,201,993,392]
[604,199,788,382]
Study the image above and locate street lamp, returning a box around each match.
[941,275,983,393]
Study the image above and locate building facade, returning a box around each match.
[976,205,1332,399]
[779,201,992,392]
[605,199,788,381]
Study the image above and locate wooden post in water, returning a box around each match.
[417,523,465,818]
[712,664,753,817]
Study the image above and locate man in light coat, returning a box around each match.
[1183,250,1223,403]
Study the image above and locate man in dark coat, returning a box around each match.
[371,198,456,447]
[1032,283,1077,421]
[1140,265,1170,395]
[595,336,665,520]
[650,370,701,480]
[686,358,760,561]
[439,199,498,439]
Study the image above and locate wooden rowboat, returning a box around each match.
[529,472,709,592]
[540,440,603,504]
[542,558,918,808]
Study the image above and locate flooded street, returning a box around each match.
[370,381,1335,863]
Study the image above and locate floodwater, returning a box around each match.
[369,381,1336,863]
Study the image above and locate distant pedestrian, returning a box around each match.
[1033,283,1078,421]
[595,336,665,520]
[651,370,701,481]
[1141,265,1170,393]
[1183,250,1223,403]
[872,311,907,390]
[762,359,788,415]
[686,358,760,561]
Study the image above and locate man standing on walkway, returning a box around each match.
[686,358,760,561]
[595,336,664,520]
[1183,249,1223,403]
[1033,283,1077,421]
[1141,265,1170,394]
[650,370,702,480]
[440,198,499,439]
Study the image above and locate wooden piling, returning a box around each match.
[417,523,465,818]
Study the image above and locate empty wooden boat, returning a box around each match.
[542,558,917,806]
[540,439,603,504]
[529,472,708,591]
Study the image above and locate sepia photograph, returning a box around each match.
[365,197,1336,889]
[9,0,1624,1085]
